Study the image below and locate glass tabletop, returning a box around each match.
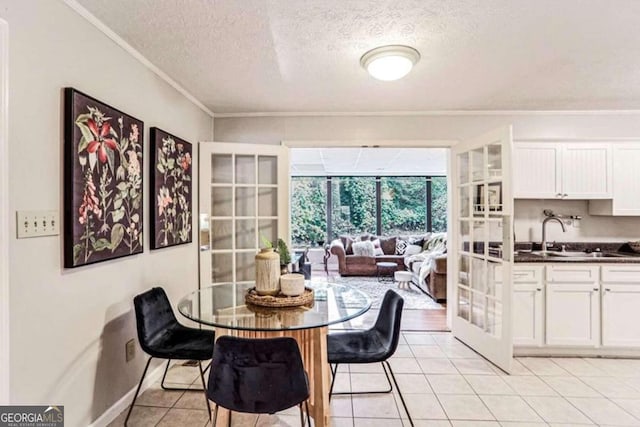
[177,281,372,331]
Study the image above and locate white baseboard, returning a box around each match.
[87,361,166,427]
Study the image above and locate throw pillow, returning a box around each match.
[379,236,397,255]
[340,235,354,255]
[395,239,408,255]
[404,244,422,256]
[352,240,375,257]
[372,238,384,256]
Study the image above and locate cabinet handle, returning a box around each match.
[593,287,599,292]
[536,288,542,291]
[563,193,568,197]
[555,193,562,198]
[605,288,611,292]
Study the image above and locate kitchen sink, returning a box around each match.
[529,250,627,259]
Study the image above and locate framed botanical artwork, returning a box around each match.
[149,127,192,249]
[64,88,144,268]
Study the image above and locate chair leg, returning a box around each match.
[124,356,153,426]
[331,362,392,396]
[198,361,212,420]
[305,400,311,427]
[212,404,218,426]
[160,358,210,391]
[299,403,305,427]
[228,410,232,427]
[329,363,338,400]
[383,360,413,427]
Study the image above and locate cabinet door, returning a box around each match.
[514,283,544,346]
[612,144,640,214]
[602,284,640,347]
[546,283,600,346]
[561,144,612,199]
[513,143,561,199]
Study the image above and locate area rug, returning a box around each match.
[316,275,445,310]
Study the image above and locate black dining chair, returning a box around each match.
[125,287,215,425]
[206,336,311,427]
[327,290,413,425]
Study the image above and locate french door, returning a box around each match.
[198,142,290,288]
[451,126,514,373]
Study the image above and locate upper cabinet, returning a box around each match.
[514,142,612,200]
[589,143,640,216]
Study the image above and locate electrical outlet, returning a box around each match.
[125,339,136,362]
[16,210,59,238]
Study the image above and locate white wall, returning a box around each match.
[515,199,640,243]
[1,1,213,425]
[214,113,640,144]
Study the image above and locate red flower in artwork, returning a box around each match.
[86,119,117,163]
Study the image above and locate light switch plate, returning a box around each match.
[16,210,60,238]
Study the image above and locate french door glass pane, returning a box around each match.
[258,188,278,216]
[487,299,502,337]
[471,257,486,292]
[211,220,232,250]
[488,144,503,180]
[458,287,470,320]
[212,253,233,282]
[211,187,232,217]
[459,254,470,286]
[211,154,232,184]
[258,156,278,184]
[459,186,470,218]
[471,292,486,329]
[473,220,486,256]
[235,155,255,184]
[460,221,470,252]
[458,153,469,184]
[236,220,256,249]
[471,148,485,182]
[258,219,278,244]
[235,187,255,217]
[236,252,255,282]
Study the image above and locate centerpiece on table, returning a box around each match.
[249,237,311,307]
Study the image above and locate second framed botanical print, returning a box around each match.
[150,127,193,249]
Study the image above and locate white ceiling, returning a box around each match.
[76,0,640,114]
[290,147,447,176]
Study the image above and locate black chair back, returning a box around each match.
[373,290,405,358]
[133,287,178,355]
[207,336,310,414]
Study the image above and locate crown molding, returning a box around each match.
[62,0,214,118]
[214,109,640,118]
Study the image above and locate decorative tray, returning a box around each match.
[245,287,314,308]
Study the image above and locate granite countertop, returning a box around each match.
[514,241,640,263]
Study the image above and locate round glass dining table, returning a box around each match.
[177,280,372,331]
[176,280,371,427]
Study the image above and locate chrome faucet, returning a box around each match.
[542,216,567,251]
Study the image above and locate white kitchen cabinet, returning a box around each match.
[513,143,561,199]
[589,143,640,216]
[514,283,544,346]
[546,283,600,347]
[601,265,640,347]
[514,143,612,199]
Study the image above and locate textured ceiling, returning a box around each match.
[76,0,640,113]
[290,148,447,176]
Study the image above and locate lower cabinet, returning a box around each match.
[513,283,544,346]
[601,284,640,347]
[546,283,600,347]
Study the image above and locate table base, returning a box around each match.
[212,326,330,427]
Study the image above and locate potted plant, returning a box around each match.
[275,238,292,274]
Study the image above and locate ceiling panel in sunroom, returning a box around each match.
[290,148,447,176]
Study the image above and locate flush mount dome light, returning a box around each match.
[360,45,420,81]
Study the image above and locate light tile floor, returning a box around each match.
[110,332,640,426]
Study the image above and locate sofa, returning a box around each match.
[329,233,448,301]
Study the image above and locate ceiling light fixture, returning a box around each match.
[360,45,420,81]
